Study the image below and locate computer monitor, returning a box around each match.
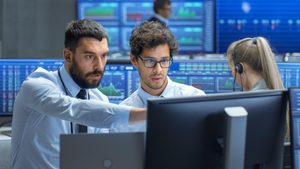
[168,59,236,93]
[0,59,135,116]
[99,59,137,103]
[216,0,300,53]
[146,90,287,169]
[1,57,299,116]
[288,87,300,168]
[0,59,63,117]
[77,0,215,54]
[278,62,300,88]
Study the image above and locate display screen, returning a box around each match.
[1,58,299,115]
[216,0,300,53]
[77,0,214,53]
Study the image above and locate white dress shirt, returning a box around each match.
[115,77,205,132]
[11,66,131,169]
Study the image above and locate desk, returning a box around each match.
[0,127,11,169]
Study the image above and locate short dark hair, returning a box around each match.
[153,0,171,13]
[130,21,178,59]
[64,19,108,52]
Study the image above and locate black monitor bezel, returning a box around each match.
[146,90,287,169]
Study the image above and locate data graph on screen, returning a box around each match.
[122,2,152,25]
[0,59,63,116]
[289,87,300,169]
[1,58,300,116]
[170,2,206,25]
[77,2,119,25]
[216,0,300,53]
[99,73,126,101]
[170,27,205,51]
[77,0,214,53]
[168,60,234,93]
[106,27,120,51]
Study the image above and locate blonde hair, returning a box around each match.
[227,37,284,89]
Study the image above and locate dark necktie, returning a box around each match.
[76,89,88,133]
[77,89,87,100]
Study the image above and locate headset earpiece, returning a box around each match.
[232,38,253,74]
[235,63,243,74]
[232,38,253,92]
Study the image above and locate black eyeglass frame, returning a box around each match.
[138,56,173,68]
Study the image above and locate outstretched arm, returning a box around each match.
[129,107,147,125]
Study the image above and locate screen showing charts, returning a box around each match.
[289,87,300,169]
[216,0,300,53]
[0,59,64,116]
[98,61,139,104]
[77,0,214,53]
[1,58,300,116]
[169,60,234,93]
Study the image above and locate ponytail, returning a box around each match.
[255,37,284,89]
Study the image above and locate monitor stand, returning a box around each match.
[224,107,248,169]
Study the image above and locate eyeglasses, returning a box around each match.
[138,56,172,68]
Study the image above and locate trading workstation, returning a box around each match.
[1,0,300,168]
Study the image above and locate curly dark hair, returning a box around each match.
[64,19,108,52]
[130,21,178,59]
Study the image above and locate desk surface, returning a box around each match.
[0,127,11,141]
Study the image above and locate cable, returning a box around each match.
[240,73,244,91]
[233,71,237,92]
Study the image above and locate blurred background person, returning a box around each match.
[148,0,172,26]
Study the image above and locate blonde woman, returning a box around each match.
[226,37,284,91]
[227,37,290,142]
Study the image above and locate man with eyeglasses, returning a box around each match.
[148,0,172,26]
[114,21,205,132]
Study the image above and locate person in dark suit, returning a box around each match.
[148,0,172,26]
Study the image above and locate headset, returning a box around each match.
[235,62,244,74]
[232,37,257,91]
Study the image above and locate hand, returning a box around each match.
[128,107,147,125]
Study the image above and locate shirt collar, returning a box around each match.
[160,77,175,97]
[250,79,269,91]
[154,13,169,25]
[59,65,81,97]
[137,77,174,101]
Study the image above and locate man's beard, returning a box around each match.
[69,62,105,89]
